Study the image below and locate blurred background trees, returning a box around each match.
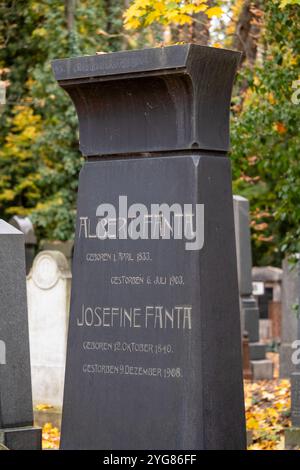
[0,0,299,265]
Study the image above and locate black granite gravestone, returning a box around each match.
[0,220,41,450]
[53,44,246,450]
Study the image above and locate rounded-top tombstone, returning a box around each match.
[27,250,71,408]
[52,44,246,450]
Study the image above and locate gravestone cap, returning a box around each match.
[0,219,22,235]
[252,266,282,283]
[52,44,241,157]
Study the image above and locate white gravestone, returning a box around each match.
[27,251,71,407]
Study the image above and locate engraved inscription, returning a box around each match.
[77,304,192,330]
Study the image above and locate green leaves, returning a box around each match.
[0,1,110,242]
[231,1,300,264]
[279,0,300,9]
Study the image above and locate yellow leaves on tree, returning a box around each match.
[0,105,42,215]
[280,0,300,8]
[124,0,223,31]
[205,6,223,19]
[1,105,42,159]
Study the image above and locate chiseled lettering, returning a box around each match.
[78,304,192,330]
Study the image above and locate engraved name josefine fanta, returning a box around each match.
[77,304,192,330]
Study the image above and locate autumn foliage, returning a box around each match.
[40,374,295,450]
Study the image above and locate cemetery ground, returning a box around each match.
[39,353,295,451]
[245,353,292,450]
[245,378,291,450]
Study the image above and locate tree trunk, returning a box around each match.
[191,0,214,45]
[65,0,76,33]
[233,0,263,65]
[103,0,126,51]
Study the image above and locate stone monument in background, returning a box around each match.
[9,215,37,275]
[0,220,41,450]
[27,250,71,410]
[53,44,246,450]
[280,256,300,378]
[233,195,273,380]
[280,255,300,448]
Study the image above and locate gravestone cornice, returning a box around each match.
[52,44,241,157]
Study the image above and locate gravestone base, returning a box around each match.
[242,297,272,379]
[285,428,300,449]
[251,359,274,381]
[249,342,266,361]
[0,426,42,450]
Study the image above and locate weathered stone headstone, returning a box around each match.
[53,45,246,450]
[279,257,300,448]
[233,195,273,380]
[27,251,71,409]
[41,240,74,269]
[285,311,300,448]
[291,370,300,427]
[253,266,282,290]
[0,220,41,449]
[252,266,282,344]
[280,256,300,378]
